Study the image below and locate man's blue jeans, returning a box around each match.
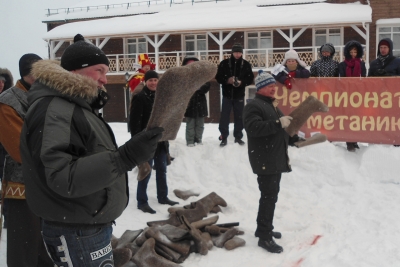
[137,147,168,207]
[219,97,244,139]
[42,221,114,267]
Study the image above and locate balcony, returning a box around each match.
[106,46,367,74]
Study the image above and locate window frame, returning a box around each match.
[182,34,208,56]
[377,25,400,57]
[312,27,343,47]
[124,37,148,57]
[245,31,273,53]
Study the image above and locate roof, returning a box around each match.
[42,0,372,41]
[376,18,400,25]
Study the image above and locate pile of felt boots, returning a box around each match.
[111,192,246,267]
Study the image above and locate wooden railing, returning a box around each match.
[107,46,367,74]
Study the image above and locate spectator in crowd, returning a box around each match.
[368,38,400,77]
[0,54,54,267]
[20,34,163,266]
[183,56,211,147]
[273,49,310,89]
[243,70,303,254]
[0,67,14,230]
[310,43,339,77]
[129,70,179,214]
[338,40,367,152]
[127,53,156,94]
[216,43,254,147]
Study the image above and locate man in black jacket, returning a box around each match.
[368,38,400,77]
[129,70,179,214]
[243,70,301,254]
[216,43,254,146]
[20,34,163,266]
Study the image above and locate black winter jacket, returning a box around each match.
[310,43,339,77]
[129,86,168,155]
[243,94,292,175]
[184,82,210,118]
[215,55,254,100]
[20,60,129,225]
[368,38,400,77]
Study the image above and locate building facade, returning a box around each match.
[42,0,400,122]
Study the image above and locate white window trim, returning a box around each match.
[182,34,208,53]
[245,31,273,51]
[376,22,400,56]
[312,27,343,47]
[124,37,148,55]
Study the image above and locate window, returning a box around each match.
[247,32,272,53]
[184,35,207,56]
[126,38,147,57]
[314,28,342,47]
[378,26,400,57]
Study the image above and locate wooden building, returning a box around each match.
[41,0,400,122]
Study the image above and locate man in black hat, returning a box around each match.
[20,34,163,266]
[216,43,254,146]
[0,54,54,266]
[129,70,179,214]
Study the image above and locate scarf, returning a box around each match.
[344,58,361,77]
[378,54,389,64]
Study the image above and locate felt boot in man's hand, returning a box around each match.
[119,127,164,168]
[279,116,292,128]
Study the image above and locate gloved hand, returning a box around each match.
[289,134,306,147]
[119,127,164,167]
[279,116,293,128]
[227,77,235,84]
[233,80,241,87]
[284,78,292,89]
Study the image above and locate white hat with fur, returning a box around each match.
[281,49,307,68]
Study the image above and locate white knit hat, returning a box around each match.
[281,49,307,68]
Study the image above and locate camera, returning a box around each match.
[233,77,240,87]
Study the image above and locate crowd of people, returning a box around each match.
[0,35,399,266]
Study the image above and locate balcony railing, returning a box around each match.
[107,45,367,74]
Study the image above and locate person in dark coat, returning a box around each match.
[368,38,400,77]
[183,56,211,146]
[338,40,366,152]
[129,70,179,214]
[215,43,254,146]
[0,67,14,230]
[243,70,303,254]
[310,43,339,77]
[0,55,54,267]
[20,35,162,266]
[273,49,310,89]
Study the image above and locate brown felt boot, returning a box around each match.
[116,229,144,249]
[155,243,182,263]
[181,215,209,255]
[212,228,237,248]
[224,237,246,250]
[190,215,219,229]
[146,213,182,227]
[132,238,182,267]
[137,162,152,181]
[173,189,200,200]
[146,61,217,141]
[112,248,132,267]
[145,227,191,256]
[294,133,327,148]
[158,224,190,242]
[285,95,329,137]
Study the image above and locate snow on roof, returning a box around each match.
[43,0,327,22]
[376,18,400,25]
[42,0,371,41]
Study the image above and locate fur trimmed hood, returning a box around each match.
[344,40,364,60]
[0,67,14,92]
[31,60,105,101]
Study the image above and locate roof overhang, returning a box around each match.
[376,18,400,25]
[43,1,372,41]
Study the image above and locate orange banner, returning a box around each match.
[275,77,400,145]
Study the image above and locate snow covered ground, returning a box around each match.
[2,122,400,266]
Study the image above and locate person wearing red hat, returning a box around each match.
[127,53,156,93]
[368,38,400,77]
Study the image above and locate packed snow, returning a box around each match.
[2,122,400,266]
